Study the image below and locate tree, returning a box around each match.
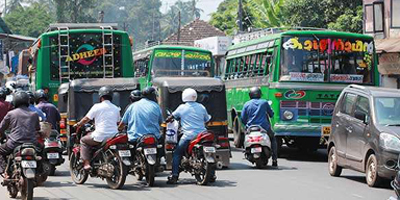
[53,0,97,23]
[327,6,363,33]
[3,2,55,37]
[249,0,286,27]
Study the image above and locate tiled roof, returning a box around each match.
[163,19,226,46]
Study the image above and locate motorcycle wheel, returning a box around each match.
[105,152,127,189]
[135,153,144,181]
[145,163,155,187]
[49,165,56,176]
[255,159,268,169]
[36,174,48,186]
[195,158,215,186]
[69,153,88,184]
[7,184,18,198]
[21,178,34,200]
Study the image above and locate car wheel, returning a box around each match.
[328,146,342,177]
[366,154,382,187]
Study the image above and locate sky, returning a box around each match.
[161,0,225,21]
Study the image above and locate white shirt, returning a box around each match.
[86,100,121,142]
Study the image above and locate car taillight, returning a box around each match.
[143,137,155,145]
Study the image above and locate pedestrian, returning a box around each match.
[241,87,278,167]
[35,89,61,130]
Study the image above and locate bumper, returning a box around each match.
[274,123,330,137]
[378,150,398,179]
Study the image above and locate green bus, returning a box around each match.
[224,29,379,151]
[133,44,231,168]
[29,23,134,104]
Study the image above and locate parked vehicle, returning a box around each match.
[69,124,131,189]
[1,143,43,200]
[244,125,272,169]
[328,85,400,187]
[130,134,164,186]
[391,155,400,199]
[164,121,217,185]
[42,130,65,176]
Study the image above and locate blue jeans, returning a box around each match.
[172,139,191,176]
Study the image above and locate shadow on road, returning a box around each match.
[86,182,151,191]
[341,175,392,190]
[53,170,71,177]
[278,147,328,163]
[163,178,237,188]
[35,197,72,200]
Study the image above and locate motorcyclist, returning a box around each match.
[123,89,142,115]
[35,89,61,130]
[74,86,121,170]
[166,88,211,184]
[27,91,46,121]
[118,87,162,144]
[0,91,41,174]
[241,87,278,167]
[0,87,12,123]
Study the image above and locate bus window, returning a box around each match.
[134,59,149,77]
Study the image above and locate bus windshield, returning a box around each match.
[152,49,212,77]
[280,36,375,84]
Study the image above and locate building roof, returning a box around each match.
[163,19,226,46]
[375,38,400,53]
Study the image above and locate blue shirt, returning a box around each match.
[122,98,163,142]
[173,102,211,141]
[241,99,274,131]
[29,104,46,121]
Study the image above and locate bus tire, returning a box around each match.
[233,117,244,148]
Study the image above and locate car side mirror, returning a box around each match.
[354,111,367,124]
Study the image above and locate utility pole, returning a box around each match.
[238,0,244,32]
[177,10,181,44]
[192,0,196,20]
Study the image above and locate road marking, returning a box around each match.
[352,194,364,199]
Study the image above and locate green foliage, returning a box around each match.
[249,0,286,27]
[3,3,55,37]
[327,6,363,33]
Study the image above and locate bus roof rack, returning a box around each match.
[47,23,119,32]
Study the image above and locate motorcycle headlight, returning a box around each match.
[380,133,400,152]
[283,110,294,120]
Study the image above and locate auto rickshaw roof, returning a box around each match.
[153,77,224,93]
[68,78,139,93]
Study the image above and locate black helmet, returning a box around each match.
[142,87,157,102]
[35,89,48,101]
[26,91,35,104]
[130,89,142,103]
[249,87,262,99]
[98,86,113,101]
[0,87,7,100]
[13,91,30,108]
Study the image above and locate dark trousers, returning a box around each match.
[0,143,13,173]
[267,128,278,161]
[80,133,100,161]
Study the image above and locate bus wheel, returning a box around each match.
[233,117,244,148]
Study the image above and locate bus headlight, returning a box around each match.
[283,110,294,120]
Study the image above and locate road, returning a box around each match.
[0,144,394,200]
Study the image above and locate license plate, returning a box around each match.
[144,148,157,155]
[47,153,59,159]
[118,150,131,157]
[203,147,216,153]
[322,126,331,136]
[251,147,262,153]
[21,161,37,168]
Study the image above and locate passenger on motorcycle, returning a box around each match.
[166,88,211,184]
[35,89,61,130]
[27,91,46,121]
[123,89,142,115]
[0,87,12,123]
[118,87,162,145]
[74,86,121,170]
[0,91,41,174]
[241,87,278,167]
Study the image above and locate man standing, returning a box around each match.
[35,89,61,130]
[241,87,278,167]
[118,87,162,144]
[74,86,120,170]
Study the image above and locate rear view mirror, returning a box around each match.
[354,111,367,124]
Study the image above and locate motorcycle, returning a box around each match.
[391,155,400,199]
[130,134,164,186]
[69,124,131,189]
[165,121,217,185]
[42,130,65,176]
[1,143,43,200]
[244,125,272,169]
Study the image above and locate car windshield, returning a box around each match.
[375,97,400,125]
[152,49,212,77]
[280,36,375,84]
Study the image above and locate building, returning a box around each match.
[363,0,400,88]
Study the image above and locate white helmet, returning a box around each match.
[182,88,197,102]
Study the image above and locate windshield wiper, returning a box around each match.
[386,124,400,126]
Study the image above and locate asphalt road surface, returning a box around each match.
[0,144,394,200]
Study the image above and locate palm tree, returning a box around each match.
[250,0,286,27]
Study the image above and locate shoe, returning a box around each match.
[210,175,217,183]
[272,160,278,167]
[166,175,178,184]
[83,165,92,171]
